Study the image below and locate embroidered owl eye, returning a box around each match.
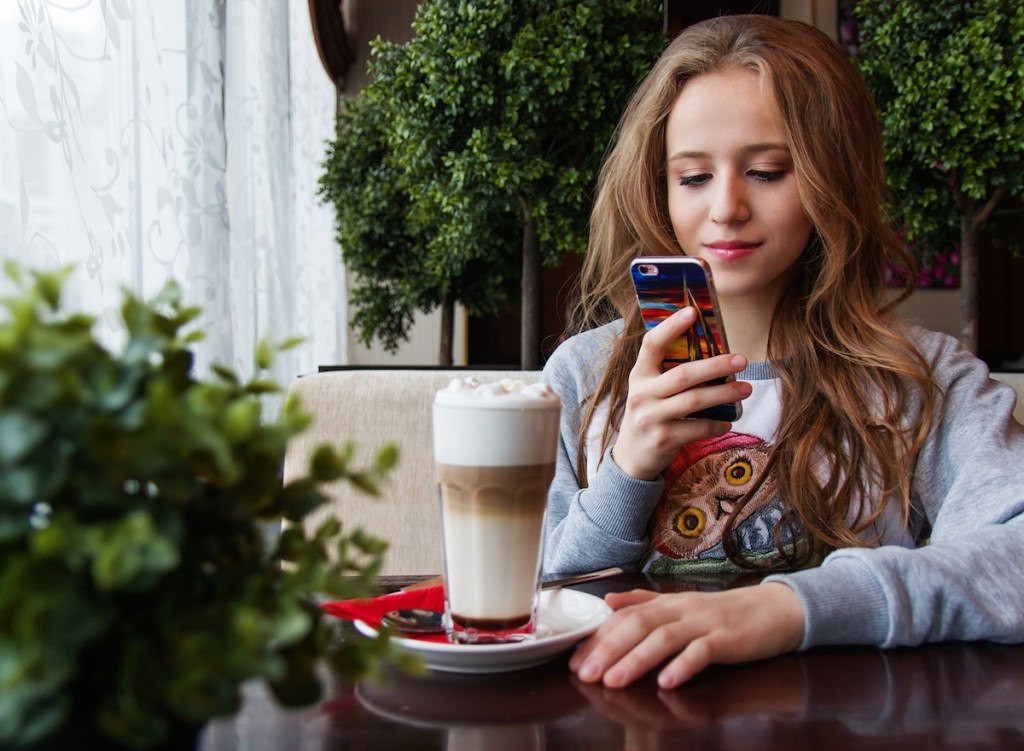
[724,457,753,486]
[674,507,706,538]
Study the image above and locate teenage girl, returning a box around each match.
[541,15,1024,689]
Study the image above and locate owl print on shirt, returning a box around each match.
[645,432,799,575]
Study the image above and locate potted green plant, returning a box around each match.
[848,0,1024,353]
[319,0,665,367]
[0,263,399,750]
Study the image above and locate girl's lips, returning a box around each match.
[704,241,760,260]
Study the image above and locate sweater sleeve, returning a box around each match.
[766,329,1024,650]
[539,324,664,575]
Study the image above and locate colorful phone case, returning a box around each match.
[630,256,742,421]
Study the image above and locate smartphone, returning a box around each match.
[630,256,742,422]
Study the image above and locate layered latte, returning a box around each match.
[432,378,561,643]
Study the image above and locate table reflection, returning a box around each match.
[200,577,1024,751]
[354,644,1021,750]
[332,660,586,751]
[571,643,1024,750]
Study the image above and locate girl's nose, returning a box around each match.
[709,175,751,224]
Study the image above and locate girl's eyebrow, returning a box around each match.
[667,142,791,162]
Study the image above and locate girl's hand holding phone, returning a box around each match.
[612,306,752,481]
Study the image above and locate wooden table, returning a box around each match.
[199,573,1024,750]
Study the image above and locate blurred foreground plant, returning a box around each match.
[0,263,400,749]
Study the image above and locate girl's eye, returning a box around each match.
[678,173,711,187]
[749,169,785,182]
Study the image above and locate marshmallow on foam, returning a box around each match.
[433,378,561,467]
[437,377,559,404]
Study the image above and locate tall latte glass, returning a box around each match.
[432,378,561,644]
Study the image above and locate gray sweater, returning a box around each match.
[540,319,1024,650]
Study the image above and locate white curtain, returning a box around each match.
[0,0,347,393]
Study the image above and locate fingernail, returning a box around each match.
[604,667,624,686]
[730,354,746,369]
[577,661,600,682]
[658,670,682,689]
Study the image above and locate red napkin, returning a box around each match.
[321,585,449,643]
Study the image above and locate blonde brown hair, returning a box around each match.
[571,15,936,567]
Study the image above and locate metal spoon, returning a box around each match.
[381,567,623,635]
[381,607,446,634]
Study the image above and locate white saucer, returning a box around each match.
[354,588,611,674]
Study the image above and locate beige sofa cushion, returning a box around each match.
[283,369,540,576]
[285,367,1020,576]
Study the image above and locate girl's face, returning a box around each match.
[665,68,813,310]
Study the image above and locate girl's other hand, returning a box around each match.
[568,583,805,689]
[613,307,752,480]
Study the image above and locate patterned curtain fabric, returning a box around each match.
[0,0,348,392]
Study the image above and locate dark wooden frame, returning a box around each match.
[308,0,356,87]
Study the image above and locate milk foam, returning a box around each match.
[433,378,561,467]
[434,376,560,407]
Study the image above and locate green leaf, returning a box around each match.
[0,511,29,542]
[245,378,282,395]
[273,525,307,560]
[32,266,74,310]
[373,443,400,473]
[267,603,313,648]
[255,339,275,370]
[314,517,341,540]
[346,473,382,496]
[0,411,48,464]
[278,336,306,351]
[310,443,346,480]
[89,511,180,591]
[0,466,45,505]
[221,399,260,442]
[212,363,240,384]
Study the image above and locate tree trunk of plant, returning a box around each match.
[520,199,541,370]
[953,180,1007,355]
[959,214,980,354]
[439,295,454,366]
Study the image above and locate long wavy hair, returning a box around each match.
[570,15,937,567]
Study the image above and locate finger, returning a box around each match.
[570,590,661,669]
[601,621,699,688]
[664,352,749,391]
[656,635,717,689]
[569,611,649,679]
[604,589,661,611]
[655,585,805,688]
[664,376,752,422]
[572,607,686,687]
[634,307,697,374]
